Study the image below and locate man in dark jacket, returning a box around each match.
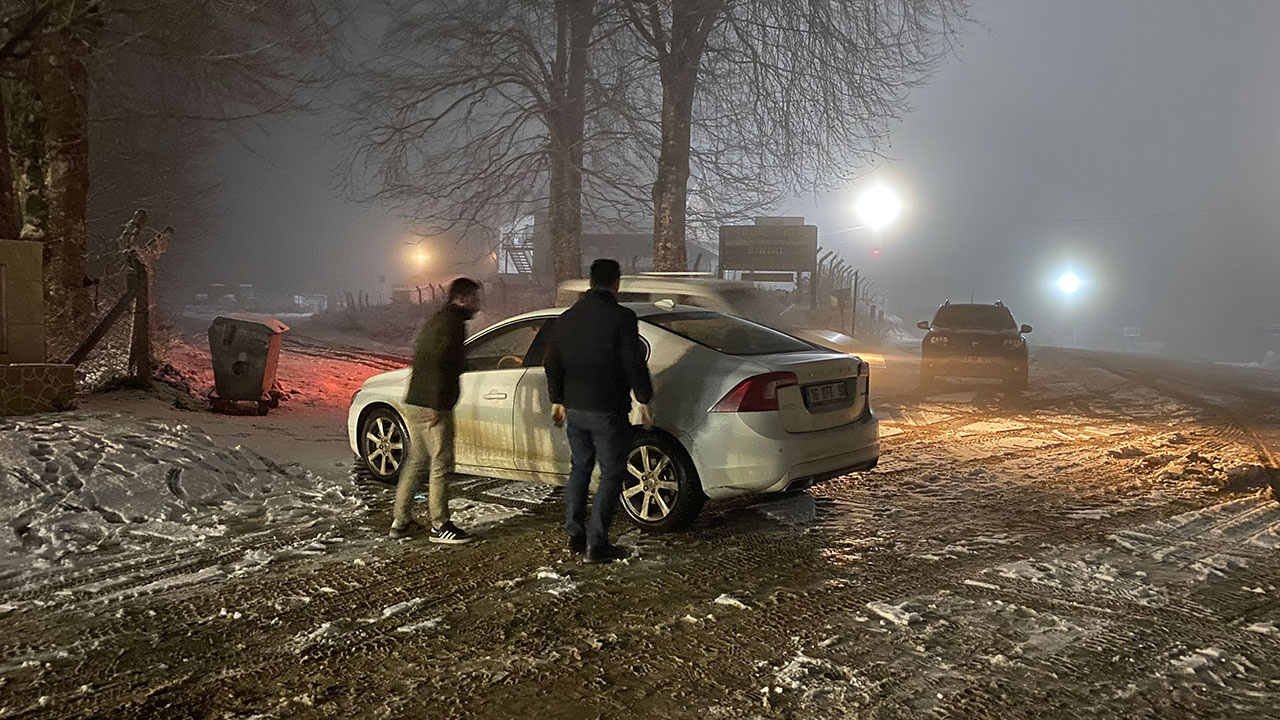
[391,277,481,543]
[545,259,654,563]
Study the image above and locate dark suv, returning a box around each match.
[917,302,1032,390]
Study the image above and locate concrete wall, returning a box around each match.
[0,239,46,364]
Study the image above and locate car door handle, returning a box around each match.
[483,391,508,400]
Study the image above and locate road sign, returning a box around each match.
[741,272,796,283]
[718,224,817,273]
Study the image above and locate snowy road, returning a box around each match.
[1,345,1278,719]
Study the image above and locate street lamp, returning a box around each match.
[854,183,903,231]
[1057,271,1081,295]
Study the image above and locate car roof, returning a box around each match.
[487,302,717,327]
[936,303,1013,310]
[558,276,753,293]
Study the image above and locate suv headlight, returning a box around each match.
[1002,338,1025,350]
[928,335,949,346]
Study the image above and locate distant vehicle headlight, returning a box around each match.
[1003,338,1025,350]
[928,335,949,346]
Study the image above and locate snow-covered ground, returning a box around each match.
[0,414,363,590]
[1,344,1276,720]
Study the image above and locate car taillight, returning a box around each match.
[858,360,870,376]
[710,372,798,413]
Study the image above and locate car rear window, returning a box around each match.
[644,311,815,356]
[932,305,1016,330]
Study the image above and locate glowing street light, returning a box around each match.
[854,183,903,231]
[1057,271,1081,295]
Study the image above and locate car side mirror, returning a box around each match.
[916,321,930,331]
[1020,324,1033,334]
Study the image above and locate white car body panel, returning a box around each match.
[347,304,879,500]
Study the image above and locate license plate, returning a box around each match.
[962,356,996,364]
[804,381,849,407]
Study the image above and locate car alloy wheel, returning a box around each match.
[362,410,406,479]
[623,443,680,523]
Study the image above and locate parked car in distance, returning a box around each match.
[349,303,879,531]
[917,301,1032,391]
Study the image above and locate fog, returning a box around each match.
[169,0,1279,361]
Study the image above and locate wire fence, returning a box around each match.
[48,211,171,392]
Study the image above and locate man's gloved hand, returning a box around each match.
[637,403,654,430]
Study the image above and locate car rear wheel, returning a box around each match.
[621,432,704,532]
[360,406,409,481]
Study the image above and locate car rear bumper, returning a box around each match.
[688,410,880,499]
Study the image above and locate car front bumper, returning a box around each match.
[923,353,1027,379]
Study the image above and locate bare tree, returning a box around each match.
[343,0,653,284]
[0,0,343,342]
[625,0,968,271]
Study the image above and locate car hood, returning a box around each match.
[932,328,1022,337]
[361,367,411,390]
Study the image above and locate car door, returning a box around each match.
[513,319,655,477]
[454,319,545,472]
[512,319,572,476]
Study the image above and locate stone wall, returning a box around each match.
[0,364,76,415]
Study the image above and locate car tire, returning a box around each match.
[620,431,704,532]
[1003,371,1028,392]
[359,406,410,482]
[919,369,936,391]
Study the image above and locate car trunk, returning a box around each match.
[751,351,868,432]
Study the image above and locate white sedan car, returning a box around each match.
[347,303,879,531]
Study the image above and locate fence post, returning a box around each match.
[126,254,152,388]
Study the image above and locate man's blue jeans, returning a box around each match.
[565,410,632,549]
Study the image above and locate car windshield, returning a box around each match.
[644,311,814,356]
[932,305,1017,330]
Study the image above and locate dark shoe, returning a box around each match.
[388,519,424,539]
[568,535,587,555]
[429,522,474,545]
[585,544,630,564]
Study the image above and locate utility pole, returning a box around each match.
[850,269,860,337]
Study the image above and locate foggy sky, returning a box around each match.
[793,0,1280,358]
[170,0,1280,360]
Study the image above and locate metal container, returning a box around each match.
[207,314,289,413]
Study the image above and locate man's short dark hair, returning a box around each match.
[589,259,622,288]
[448,277,481,302]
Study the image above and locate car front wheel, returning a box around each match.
[360,406,409,481]
[620,431,704,532]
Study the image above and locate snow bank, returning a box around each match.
[0,414,362,582]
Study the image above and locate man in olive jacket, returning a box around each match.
[391,277,481,543]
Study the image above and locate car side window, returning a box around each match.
[522,318,558,367]
[465,320,543,372]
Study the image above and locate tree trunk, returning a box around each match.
[40,29,94,337]
[652,68,697,272]
[649,0,723,272]
[0,88,20,240]
[547,0,595,284]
